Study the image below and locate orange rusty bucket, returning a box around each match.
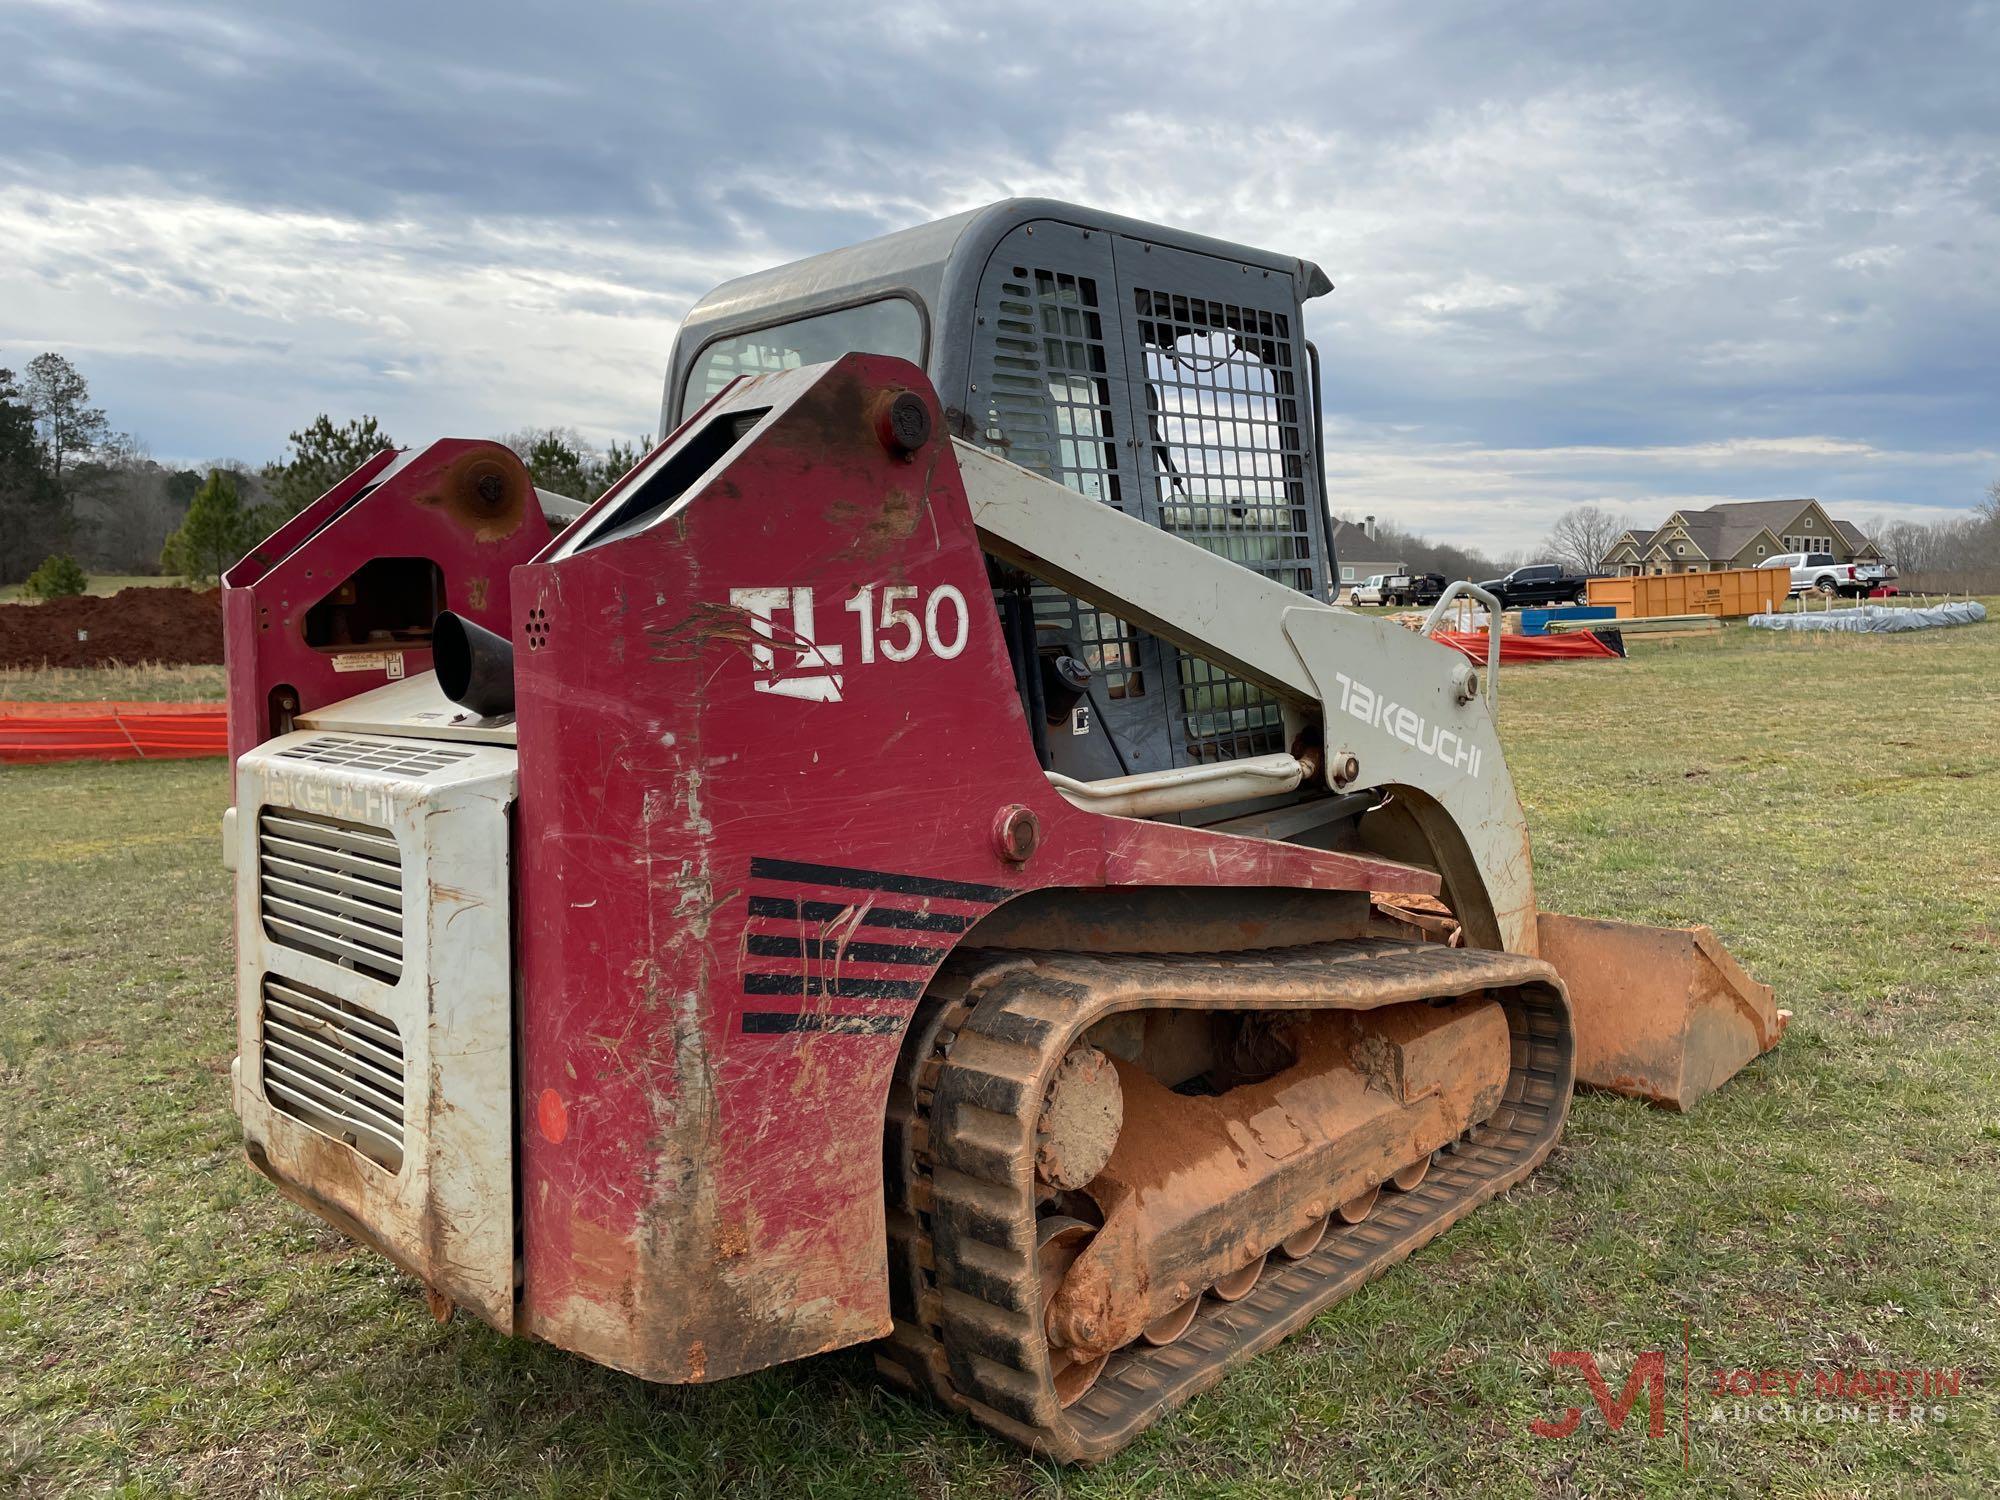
[1537,913,1790,1112]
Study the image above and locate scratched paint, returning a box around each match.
[508,357,1464,1383]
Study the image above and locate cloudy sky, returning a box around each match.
[3,0,1996,554]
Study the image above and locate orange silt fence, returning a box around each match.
[0,701,228,764]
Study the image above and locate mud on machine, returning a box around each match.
[219,200,1785,1460]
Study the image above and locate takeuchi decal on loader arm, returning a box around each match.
[220,198,1786,1464]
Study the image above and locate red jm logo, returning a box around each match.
[1531,1351,1669,1439]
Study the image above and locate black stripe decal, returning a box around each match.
[743,973,927,1000]
[746,895,976,934]
[749,856,1013,905]
[741,1012,904,1036]
[745,934,946,966]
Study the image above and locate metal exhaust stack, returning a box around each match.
[433,610,515,717]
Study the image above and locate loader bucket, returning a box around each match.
[1536,913,1789,1111]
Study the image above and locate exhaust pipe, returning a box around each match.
[433,611,515,717]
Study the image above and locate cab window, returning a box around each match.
[682,298,924,420]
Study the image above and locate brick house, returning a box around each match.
[1599,499,1885,576]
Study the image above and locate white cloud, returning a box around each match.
[1,6,1994,557]
[0,183,764,454]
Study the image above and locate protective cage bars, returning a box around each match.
[971,223,1325,770]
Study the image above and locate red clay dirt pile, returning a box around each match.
[0,587,224,670]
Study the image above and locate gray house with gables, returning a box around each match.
[1328,517,1404,592]
[1600,499,1884,576]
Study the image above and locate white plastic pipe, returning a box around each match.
[1045,752,1308,819]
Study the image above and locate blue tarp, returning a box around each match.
[1521,605,1619,637]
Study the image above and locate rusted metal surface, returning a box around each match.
[1043,999,1509,1358]
[220,439,549,790]
[1537,911,1788,1111]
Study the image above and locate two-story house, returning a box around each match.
[1600,499,1885,576]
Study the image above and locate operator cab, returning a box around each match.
[663,200,1338,790]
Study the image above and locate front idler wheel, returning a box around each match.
[1037,1216,1109,1406]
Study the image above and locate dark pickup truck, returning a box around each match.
[1381,571,1447,606]
[1476,563,1601,609]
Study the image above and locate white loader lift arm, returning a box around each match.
[955,438,1538,954]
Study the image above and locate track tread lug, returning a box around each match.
[878,938,1575,1463]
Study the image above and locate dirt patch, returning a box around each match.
[0,587,224,670]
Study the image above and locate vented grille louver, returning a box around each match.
[277,736,474,776]
[259,976,406,1171]
[258,808,403,982]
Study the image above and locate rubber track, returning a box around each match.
[876,939,1574,1462]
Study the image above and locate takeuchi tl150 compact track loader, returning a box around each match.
[219,201,1788,1460]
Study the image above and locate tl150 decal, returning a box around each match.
[728,584,970,703]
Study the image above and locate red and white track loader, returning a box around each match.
[218,201,1785,1460]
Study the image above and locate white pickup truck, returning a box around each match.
[1345,574,1389,606]
[1760,552,1893,598]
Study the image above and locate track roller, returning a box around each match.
[1037,1217,1108,1406]
[1210,1254,1267,1302]
[878,939,1574,1462]
[1388,1154,1432,1192]
[1336,1185,1381,1224]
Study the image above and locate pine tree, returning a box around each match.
[22,353,107,491]
[262,415,395,517]
[0,366,68,586]
[23,554,88,600]
[161,469,260,587]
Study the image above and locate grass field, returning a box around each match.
[3,619,1997,1497]
[0,663,225,703]
[0,575,188,605]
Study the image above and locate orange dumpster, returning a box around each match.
[1587,567,1785,620]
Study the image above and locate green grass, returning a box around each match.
[0,574,189,604]
[3,618,1997,1497]
[0,663,226,703]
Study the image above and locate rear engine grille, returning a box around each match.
[259,976,406,1171]
[258,808,403,982]
[277,735,474,776]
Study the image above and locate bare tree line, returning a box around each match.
[1332,513,1511,581]
[1867,483,2000,593]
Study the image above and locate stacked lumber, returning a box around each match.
[1545,614,1719,637]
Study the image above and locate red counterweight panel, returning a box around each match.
[220,440,553,777]
[510,355,1433,1382]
